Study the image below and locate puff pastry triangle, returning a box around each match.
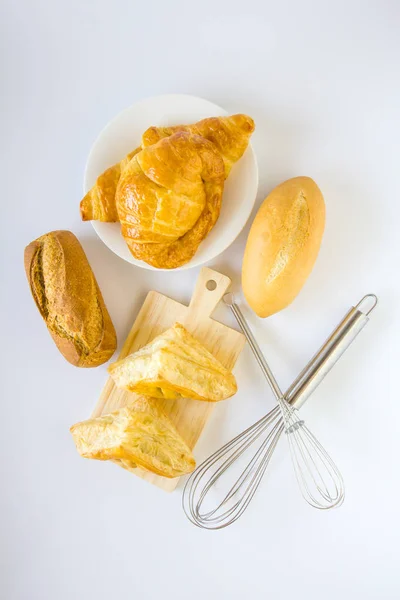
[108,323,237,402]
[70,396,195,478]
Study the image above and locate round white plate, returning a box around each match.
[84,94,258,270]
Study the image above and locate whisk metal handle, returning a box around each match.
[224,295,283,400]
[285,294,378,408]
[223,293,377,409]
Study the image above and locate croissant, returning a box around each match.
[108,323,237,402]
[80,147,140,221]
[141,113,255,177]
[80,114,254,268]
[70,396,195,478]
[117,132,226,268]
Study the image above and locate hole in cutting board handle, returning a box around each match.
[206,280,217,291]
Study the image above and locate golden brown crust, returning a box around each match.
[70,397,196,478]
[116,132,225,269]
[242,177,326,318]
[141,114,255,177]
[80,147,140,222]
[80,115,255,268]
[108,322,237,402]
[24,230,117,367]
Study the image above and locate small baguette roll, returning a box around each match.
[242,177,325,318]
[24,230,117,367]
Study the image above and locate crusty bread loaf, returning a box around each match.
[24,230,117,367]
[242,177,325,318]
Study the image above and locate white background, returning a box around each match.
[1,1,399,599]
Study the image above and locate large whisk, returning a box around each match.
[183,293,377,529]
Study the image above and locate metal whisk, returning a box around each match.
[183,293,377,529]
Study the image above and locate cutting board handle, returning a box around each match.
[186,267,232,322]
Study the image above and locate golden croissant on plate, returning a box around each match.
[70,396,195,478]
[80,147,141,222]
[80,114,254,269]
[108,323,237,402]
[140,114,255,178]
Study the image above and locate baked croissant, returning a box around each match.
[80,147,140,222]
[141,114,255,177]
[70,396,195,478]
[80,114,254,268]
[116,132,225,268]
[108,323,237,402]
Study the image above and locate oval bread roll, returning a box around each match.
[242,177,325,318]
[24,230,117,367]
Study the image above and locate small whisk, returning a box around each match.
[183,293,377,529]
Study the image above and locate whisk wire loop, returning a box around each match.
[183,407,284,529]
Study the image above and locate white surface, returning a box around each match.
[85,94,258,270]
[1,1,399,599]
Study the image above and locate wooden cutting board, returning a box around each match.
[92,267,246,492]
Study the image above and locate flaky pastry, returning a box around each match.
[70,396,195,478]
[80,114,254,268]
[108,323,237,402]
[141,113,254,177]
[80,148,140,222]
[116,132,225,268]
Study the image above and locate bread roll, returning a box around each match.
[242,177,325,317]
[24,230,117,367]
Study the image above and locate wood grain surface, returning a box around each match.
[91,267,246,491]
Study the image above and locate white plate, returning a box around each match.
[84,94,258,270]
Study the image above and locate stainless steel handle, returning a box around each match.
[226,296,284,400]
[223,293,377,408]
[285,295,377,408]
